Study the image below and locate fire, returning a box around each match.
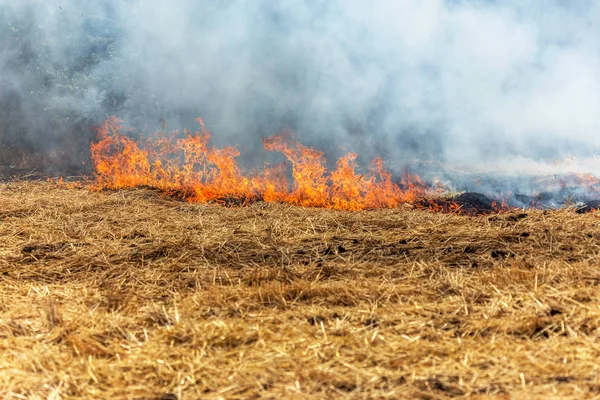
[83,117,600,214]
[90,117,436,210]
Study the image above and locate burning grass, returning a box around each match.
[88,117,600,215]
[1,181,600,398]
[89,117,434,211]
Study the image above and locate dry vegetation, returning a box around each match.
[1,181,600,399]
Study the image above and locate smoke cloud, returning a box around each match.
[1,0,599,180]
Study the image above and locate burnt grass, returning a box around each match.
[421,191,600,215]
[1,181,600,398]
[417,192,497,215]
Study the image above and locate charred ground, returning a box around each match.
[0,181,599,398]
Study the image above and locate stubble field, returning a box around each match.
[1,181,599,399]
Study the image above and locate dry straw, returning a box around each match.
[0,181,599,398]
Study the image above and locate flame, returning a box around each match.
[90,117,440,210]
[90,117,152,188]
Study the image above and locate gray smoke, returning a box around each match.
[1,0,600,181]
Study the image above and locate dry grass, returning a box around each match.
[1,181,600,399]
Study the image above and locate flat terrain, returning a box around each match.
[1,182,600,399]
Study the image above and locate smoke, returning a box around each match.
[1,0,600,179]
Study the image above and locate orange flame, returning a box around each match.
[90,117,441,210]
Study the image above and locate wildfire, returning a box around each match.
[90,117,434,210]
[82,117,600,214]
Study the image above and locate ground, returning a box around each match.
[0,181,599,399]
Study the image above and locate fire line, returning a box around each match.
[90,117,437,211]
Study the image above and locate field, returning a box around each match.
[1,181,600,399]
